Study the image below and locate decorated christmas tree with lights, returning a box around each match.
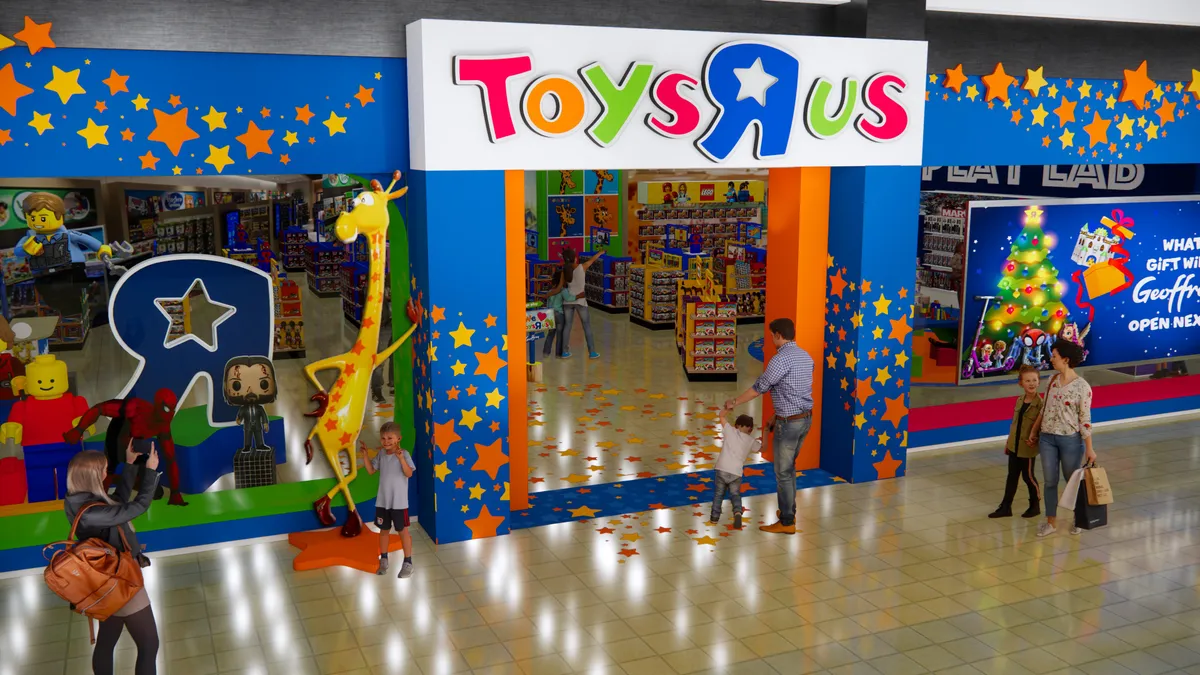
[982,206,1070,342]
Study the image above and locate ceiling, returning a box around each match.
[765,0,1200,27]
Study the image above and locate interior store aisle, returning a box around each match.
[4,413,1199,675]
[529,310,765,488]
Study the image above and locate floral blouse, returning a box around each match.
[1041,375,1093,439]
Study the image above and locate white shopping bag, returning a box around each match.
[1059,468,1085,512]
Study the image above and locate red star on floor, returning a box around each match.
[289,526,405,572]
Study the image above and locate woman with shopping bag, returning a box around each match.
[1026,340,1096,538]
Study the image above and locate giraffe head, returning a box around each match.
[335,170,407,243]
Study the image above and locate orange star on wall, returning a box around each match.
[483,314,498,328]
[1119,61,1156,110]
[1155,99,1177,125]
[981,63,1016,102]
[888,315,911,342]
[472,439,508,480]
[1052,96,1077,126]
[431,305,446,323]
[353,85,375,107]
[829,270,847,298]
[433,419,460,453]
[235,120,274,159]
[465,505,505,539]
[137,150,159,170]
[146,107,199,156]
[474,346,507,382]
[873,450,904,480]
[14,16,55,55]
[1081,111,1110,148]
[881,395,908,429]
[295,104,315,124]
[0,63,34,116]
[101,69,129,95]
[0,129,11,146]
[167,94,181,108]
[942,64,968,93]
[854,377,875,405]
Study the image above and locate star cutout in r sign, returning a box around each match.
[733,58,777,106]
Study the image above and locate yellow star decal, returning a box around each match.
[460,407,483,431]
[1047,83,1058,98]
[501,482,510,501]
[449,321,475,348]
[484,388,505,409]
[427,343,437,362]
[878,431,892,446]
[872,326,884,340]
[1116,114,1136,138]
[894,352,909,368]
[1030,103,1049,126]
[826,354,837,368]
[850,312,863,329]
[1105,94,1117,110]
[200,106,227,131]
[845,351,858,371]
[1022,66,1047,97]
[451,360,467,376]
[1077,80,1092,98]
[1058,128,1074,148]
[171,166,182,175]
[434,462,451,481]
[76,118,108,148]
[854,412,867,429]
[875,366,892,386]
[1151,84,1164,102]
[28,111,54,135]
[283,130,299,146]
[323,111,347,136]
[965,84,979,101]
[45,66,86,104]
[469,483,485,500]
[569,505,600,518]
[872,293,891,316]
[1145,121,1160,140]
[131,93,150,111]
[204,144,234,173]
[694,536,718,546]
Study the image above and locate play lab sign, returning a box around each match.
[407,20,928,171]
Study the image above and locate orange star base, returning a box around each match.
[289,527,407,572]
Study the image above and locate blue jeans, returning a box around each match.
[1040,432,1085,517]
[773,416,811,525]
[711,469,742,521]
[561,303,595,354]
[542,309,566,357]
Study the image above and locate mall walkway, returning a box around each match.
[3,414,1200,675]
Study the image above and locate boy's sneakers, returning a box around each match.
[398,561,414,578]
[707,518,720,526]
[372,392,386,404]
[733,514,743,530]
[561,352,572,359]
[589,352,601,359]
[1022,505,1041,518]
[988,506,1013,519]
[375,556,389,575]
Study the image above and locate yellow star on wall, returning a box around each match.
[894,352,909,368]
[826,354,837,368]
[427,343,437,362]
[1105,94,1117,109]
[171,166,182,175]
[449,321,475,348]
[460,406,483,430]
[131,94,150,111]
[1030,103,1048,126]
[1077,80,1092,98]
[1145,121,1160,139]
[872,294,891,316]
[45,66,86,104]
[965,84,979,101]
[875,366,892,385]
[200,106,227,131]
[1116,115,1136,138]
[853,412,867,429]
[1047,83,1058,98]
[1058,129,1074,148]
[451,360,467,376]
[1022,66,1048,97]
[28,110,53,135]
[469,483,485,500]
[76,118,108,148]
[878,431,892,446]
[845,351,858,370]
[434,461,450,481]
[484,387,505,409]
[1151,84,1164,102]
[872,326,884,339]
[204,144,234,173]
[323,111,347,136]
[850,312,863,328]
[283,130,298,146]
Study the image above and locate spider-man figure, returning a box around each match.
[63,388,187,506]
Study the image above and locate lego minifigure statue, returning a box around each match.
[14,192,112,272]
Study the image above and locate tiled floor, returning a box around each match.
[5,411,1200,674]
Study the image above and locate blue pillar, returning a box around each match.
[820,166,920,482]
[408,170,511,544]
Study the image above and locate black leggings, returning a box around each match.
[94,604,159,675]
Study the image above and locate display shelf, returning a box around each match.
[525,256,558,302]
[676,273,738,382]
[272,261,306,359]
[585,255,631,313]
[281,226,310,271]
[155,210,216,256]
[341,261,369,326]
[238,203,273,246]
[305,242,346,298]
[629,263,684,328]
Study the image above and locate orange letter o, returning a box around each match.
[521,76,586,137]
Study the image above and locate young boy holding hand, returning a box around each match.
[359,422,415,577]
[710,414,761,530]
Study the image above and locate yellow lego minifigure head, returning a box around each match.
[25,354,69,400]
[23,192,66,235]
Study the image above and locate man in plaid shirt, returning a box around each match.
[725,318,814,534]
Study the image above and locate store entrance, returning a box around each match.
[518,169,774,500]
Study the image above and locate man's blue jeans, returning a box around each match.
[774,416,811,525]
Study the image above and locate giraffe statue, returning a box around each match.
[303,171,419,537]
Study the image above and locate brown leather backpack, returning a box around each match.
[43,503,144,641]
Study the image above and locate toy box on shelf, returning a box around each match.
[525,256,559,303]
[676,271,738,382]
[629,248,684,330]
[155,212,216,256]
[281,226,309,271]
[341,261,370,327]
[127,217,158,257]
[238,202,273,246]
[305,242,346,297]
[15,284,97,352]
[271,261,305,358]
[585,255,632,313]
[716,241,767,323]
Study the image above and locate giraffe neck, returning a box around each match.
[361,232,387,345]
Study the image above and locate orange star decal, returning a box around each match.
[350,340,365,355]
[433,419,460,453]
[888,315,911,343]
[873,450,904,479]
[1052,96,1077,126]
[981,63,1016,102]
[1119,61,1155,110]
[881,395,908,429]
[295,104,315,124]
[483,314,498,328]
[14,16,55,55]
[473,346,507,382]
[0,63,34,116]
[353,85,375,107]
[1155,99,1177,125]
[942,64,968,93]
[339,432,353,445]
[235,120,274,159]
[0,129,9,146]
[1081,111,1110,148]
[94,100,107,113]
[137,150,159,170]
[343,363,356,376]
[854,377,876,405]
[101,69,129,95]
[465,505,505,539]
[362,317,375,329]
[431,305,446,323]
[167,94,181,108]
[446,386,460,400]
[289,527,407,573]
[829,269,847,298]
[472,439,508,480]
[146,108,200,156]
[279,154,291,165]
[323,419,338,431]
[260,106,271,118]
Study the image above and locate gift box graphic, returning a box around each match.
[1072,209,1136,321]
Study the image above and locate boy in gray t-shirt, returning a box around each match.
[359,422,415,577]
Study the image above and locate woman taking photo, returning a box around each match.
[559,248,603,359]
[1028,340,1096,537]
[65,444,162,675]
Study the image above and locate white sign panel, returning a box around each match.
[407,20,928,171]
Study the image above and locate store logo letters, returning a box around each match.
[454,42,910,162]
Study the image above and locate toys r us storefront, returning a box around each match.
[1,15,1200,570]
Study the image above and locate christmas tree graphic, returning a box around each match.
[981,205,1069,346]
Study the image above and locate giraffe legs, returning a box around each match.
[312,446,363,537]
